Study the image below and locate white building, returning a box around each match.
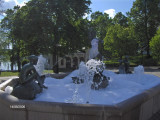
[44,49,89,70]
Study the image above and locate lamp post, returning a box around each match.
[99,39,104,61]
[55,44,61,74]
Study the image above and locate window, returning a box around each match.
[61,59,64,65]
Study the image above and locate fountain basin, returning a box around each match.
[0,78,160,120]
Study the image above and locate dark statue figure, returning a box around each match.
[72,77,84,84]
[72,60,110,90]
[71,37,109,90]
[91,67,110,90]
[124,56,130,73]
[119,56,131,74]
[11,55,47,100]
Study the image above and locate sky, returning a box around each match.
[0,0,135,19]
[90,0,135,18]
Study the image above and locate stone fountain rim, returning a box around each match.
[0,78,160,116]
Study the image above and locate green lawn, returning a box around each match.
[0,70,53,77]
[43,70,53,74]
[0,71,19,77]
[104,55,159,67]
[104,60,119,67]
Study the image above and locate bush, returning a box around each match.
[104,60,119,67]
[150,28,160,61]
[21,59,29,67]
[142,57,158,66]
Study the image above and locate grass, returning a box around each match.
[0,70,53,77]
[104,55,159,67]
[43,70,53,74]
[104,60,119,67]
[0,71,19,77]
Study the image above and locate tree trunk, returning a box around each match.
[11,62,13,71]
[17,50,21,72]
[17,61,21,72]
[52,48,57,73]
[17,57,21,72]
[52,29,60,73]
[10,48,14,71]
[144,0,150,57]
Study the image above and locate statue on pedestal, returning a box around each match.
[11,55,47,100]
[89,38,102,60]
[72,38,110,90]
[119,56,131,74]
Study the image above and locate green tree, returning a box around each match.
[128,0,160,57]
[1,0,91,71]
[0,6,22,71]
[91,12,112,40]
[60,19,91,54]
[91,11,103,20]
[104,24,137,58]
[12,0,91,55]
[113,12,128,27]
[1,9,15,69]
[0,27,10,62]
[150,28,160,61]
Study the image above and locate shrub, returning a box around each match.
[142,57,158,66]
[21,59,29,67]
[150,28,160,61]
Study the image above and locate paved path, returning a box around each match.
[107,66,160,77]
[0,76,17,84]
[143,66,160,77]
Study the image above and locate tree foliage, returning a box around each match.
[9,0,91,56]
[150,28,160,61]
[60,19,91,54]
[113,12,128,27]
[128,0,160,57]
[104,24,137,58]
[91,11,112,40]
[1,0,160,67]
[0,0,91,70]
[0,27,10,62]
[0,6,22,71]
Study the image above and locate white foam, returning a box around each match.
[134,65,144,74]
[34,69,160,105]
[4,86,13,94]
[34,55,46,76]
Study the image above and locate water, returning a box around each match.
[66,59,106,103]
[65,83,84,103]
[0,62,18,70]
[34,55,46,75]
[0,55,48,71]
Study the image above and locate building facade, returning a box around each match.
[44,49,89,70]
